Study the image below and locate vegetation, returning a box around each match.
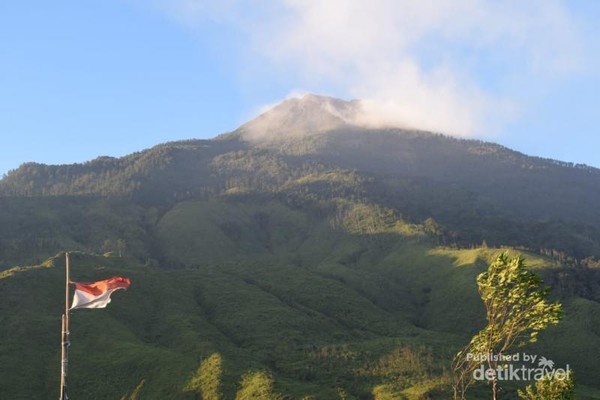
[185,353,223,400]
[235,371,281,400]
[453,254,563,399]
[1,247,598,399]
[1,110,600,398]
[2,127,600,266]
[518,371,576,400]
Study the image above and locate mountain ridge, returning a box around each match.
[2,95,600,264]
[4,94,598,179]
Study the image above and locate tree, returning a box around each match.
[184,353,223,400]
[453,253,563,400]
[116,238,127,258]
[518,371,575,400]
[102,239,113,254]
[235,371,281,400]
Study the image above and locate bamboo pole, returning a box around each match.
[59,252,70,400]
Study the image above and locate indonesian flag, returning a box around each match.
[70,277,131,310]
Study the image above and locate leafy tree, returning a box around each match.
[453,253,563,400]
[518,371,575,400]
[184,353,223,400]
[235,370,281,400]
[423,217,443,237]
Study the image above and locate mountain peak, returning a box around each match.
[240,94,362,140]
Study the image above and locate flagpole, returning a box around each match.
[59,252,70,400]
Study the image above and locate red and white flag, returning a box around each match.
[70,277,131,310]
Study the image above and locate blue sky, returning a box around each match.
[1,1,599,176]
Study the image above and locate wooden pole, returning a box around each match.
[59,252,70,400]
[59,314,67,400]
[65,251,70,340]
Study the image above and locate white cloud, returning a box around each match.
[148,0,583,137]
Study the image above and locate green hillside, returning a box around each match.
[2,127,600,267]
[2,230,600,398]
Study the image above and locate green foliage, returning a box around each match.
[356,345,436,383]
[3,128,600,263]
[0,197,152,266]
[475,253,562,347]
[453,253,563,399]
[1,246,599,399]
[518,371,575,400]
[235,371,281,400]
[184,353,223,400]
[336,202,423,236]
[372,384,399,400]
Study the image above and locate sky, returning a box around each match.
[1,1,599,176]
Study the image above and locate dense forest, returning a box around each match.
[2,124,600,266]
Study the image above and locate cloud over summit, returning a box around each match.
[152,0,584,137]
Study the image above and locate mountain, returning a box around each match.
[2,95,600,265]
[240,94,363,139]
[1,94,600,399]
